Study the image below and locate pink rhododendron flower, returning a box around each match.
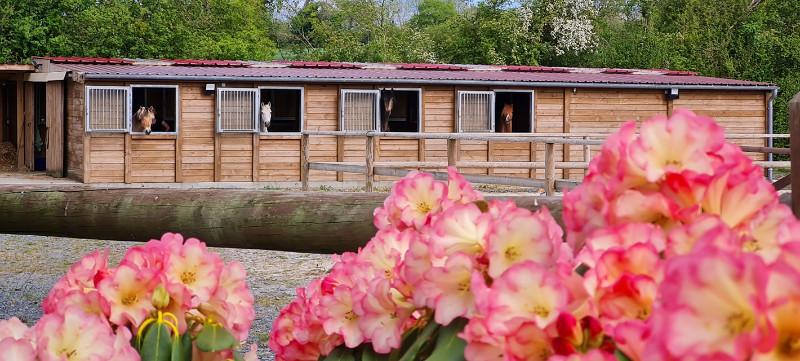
[42,249,110,314]
[483,261,568,333]
[97,263,158,327]
[447,166,482,203]
[424,252,478,325]
[35,307,119,361]
[504,321,554,361]
[745,204,800,263]
[355,278,415,353]
[752,262,800,361]
[548,349,616,361]
[201,261,255,341]
[391,171,447,228]
[165,237,224,306]
[485,208,562,278]
[270,281,343,361]
[0,317,36,361]
[701,171,777,229]
[461,315,505,361]
[359,228,414,284]
[629,109,724,182]
[428,202,492,258]
[612,320,650,361]
[666,214,742,257]
[647,250,774,360]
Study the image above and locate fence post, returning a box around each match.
[545,142,555,196]
[301,133,310,191]
[790,92,800,217]
[447,138,459,167]
[584,136,591,178]
[365,134,375,192]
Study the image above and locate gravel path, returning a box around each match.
[0,234,334,360]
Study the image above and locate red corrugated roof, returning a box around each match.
[395,63,466,71]
[38,56,134,65]
[285,61,361,69]
[170,59,246,67]
[33,56,774,88]
[502,65,570,73]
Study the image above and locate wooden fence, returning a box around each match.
[300,130,790,196]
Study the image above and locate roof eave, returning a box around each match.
[80,73,778,91]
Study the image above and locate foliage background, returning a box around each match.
[0,0,797,137]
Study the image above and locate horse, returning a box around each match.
[499,103,513,133]
[133,106,157,135]
[381,89,395,131]
[261,102,272,132]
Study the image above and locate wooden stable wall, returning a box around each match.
[73,81,770,184]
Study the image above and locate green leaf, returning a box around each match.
[615,350,633,361]
[171,332,192,361]
[195,323,237,352]
[398,319,441,361]
[361,346,387,361]
[141,323,173,361]
[423,318,467,361]
[319,346,357,361]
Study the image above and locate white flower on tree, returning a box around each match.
[547,0,597,56]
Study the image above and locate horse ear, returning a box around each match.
[267,101,271,107]
[148,106,155,113]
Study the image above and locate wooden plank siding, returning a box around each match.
[179,84,215,182]
[66,81,84,181]
[304,85,338,181]
[45,81,64,177]
[673,90,767,161]
[71,82,768,185]
[566,89,668,180]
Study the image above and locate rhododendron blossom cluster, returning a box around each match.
[271,109,800,361]
[0,233,258,361]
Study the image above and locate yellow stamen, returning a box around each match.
[504,246,520,262]
[181,271,197,285]
[725,311,755,335]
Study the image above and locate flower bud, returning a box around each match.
[152,284,170,309]
[551,337,577,356]
[581,316,604,347]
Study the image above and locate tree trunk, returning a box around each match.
[0,186,564,253]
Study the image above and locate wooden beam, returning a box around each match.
[336,135,344,182]
[0,187,565,253]
[790,92,800,217]
[563,88,572,180]
[251,134,259,182]
[23,82,33,170]
[175,134,183,183]
[447,138,458,167]
[213,135,221,182]
[124,134,132,183]
[365,135,375,192]
[301,133,310,191]
[773,174,791,191]
[545,142,555,196]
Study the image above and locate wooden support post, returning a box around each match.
[336,135,344,182]
[583,136,591,178]
[790,92,800,217]
[124,134,131,184]
[301,133,310,191]
[529,141,536,178]
[252,134,259,182]
[213,136,221,182]
[447,138,458,167]
[545,142,555,196]
[175,135,183,183]
[365,134,375,192]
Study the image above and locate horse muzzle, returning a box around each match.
[144,129,152,135]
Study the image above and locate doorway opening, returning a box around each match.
[493,91,532,133]
[33,83,46,171]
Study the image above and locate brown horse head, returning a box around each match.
[500,103,513,133]
[134,106,156,135]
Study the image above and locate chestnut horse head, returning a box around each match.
[499,103,513,133]
[381,89,395,131]
[261,102,272,132]
[134,106,156,135]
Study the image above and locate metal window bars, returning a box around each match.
[458,91,494,133]
[217,88,259,132]
[86,86,130,132]
[341,90,379,131]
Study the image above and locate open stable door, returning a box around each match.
[45,81,63,177]
[23,83,33,170]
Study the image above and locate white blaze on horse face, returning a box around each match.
[261,102,272,131]
[500,103,514,133]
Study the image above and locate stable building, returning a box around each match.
[0,56,778,184]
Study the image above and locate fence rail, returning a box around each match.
[300,130,790,196]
